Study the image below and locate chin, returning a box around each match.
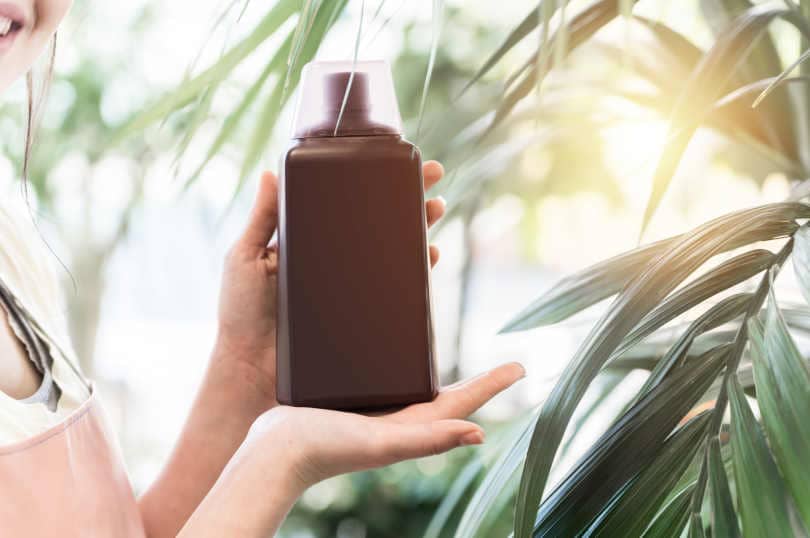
[0,0,71,93]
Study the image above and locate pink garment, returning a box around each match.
[0,389,145,537]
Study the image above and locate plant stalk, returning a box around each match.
[688,238,794,513]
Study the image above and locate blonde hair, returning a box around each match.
[23,34,57,181]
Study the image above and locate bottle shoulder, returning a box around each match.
[284,136,420,164]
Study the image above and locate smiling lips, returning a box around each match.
[0,3,28,54]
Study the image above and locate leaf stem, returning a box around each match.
[688,237,794,513]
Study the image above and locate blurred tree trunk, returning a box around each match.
[445,197,482,384]
[63,161,146,380]
[66,249,106,379]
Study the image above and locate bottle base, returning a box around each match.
[278,388,438,412]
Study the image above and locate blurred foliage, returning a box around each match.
[281,421,522,538]
[393,6,624,262]
[10,1,810,537]
[123,2,627,260]
[455,2,810,538]
[281,449,480,538]
[0,4,171,373]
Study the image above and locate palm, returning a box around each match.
[250,362,525,486]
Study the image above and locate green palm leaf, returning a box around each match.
[114,0,301,142]
[182,35,293,190]
[491,0,630,135]
[748,277,810,529]
[459,2,544,97]
[500,235,678,332]
[454,417,534,538]
[688,514,707,538]
[701,0,797,160]
[613,249,773,358]
[707,436,741,538]
[633,299,746,400]
[641,484,696,538]
[640,6,806,235]
[513,203,808,538]
[583,413,711,537]
[728,375,795,538]
[502,218,798,333]
[414,0,444,144]
[423,455,483,538]
[236,0,346,188]
[530,347,726,537]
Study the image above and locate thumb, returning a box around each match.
[240,171,279,251]
[371,419,484,466]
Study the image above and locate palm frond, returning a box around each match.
[640,6,804,235]
[513,202,809,538]
[641,484,696,537]
[753,47,810,107]
[582,413,710,537]
[114,0,349,190]
[728,375,796,537]
[748,280,810,529]
[707,436,741,538]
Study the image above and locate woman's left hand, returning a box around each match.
[179,362,525,537]
[213,161,447,403]
[247,362,525,488]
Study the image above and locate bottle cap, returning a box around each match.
[292,60,402,138]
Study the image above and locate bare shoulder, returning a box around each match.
[0,308,41,400]
[0,197,60,400]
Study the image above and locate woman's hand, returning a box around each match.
[180,362,525,537]
[213,161,448,403]
[250,361,525,487]
[144,162,451,538]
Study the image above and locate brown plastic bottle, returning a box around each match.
[276,61,438,411]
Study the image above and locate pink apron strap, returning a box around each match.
[0,389,146,537]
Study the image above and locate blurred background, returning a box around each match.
[0,0,802,536]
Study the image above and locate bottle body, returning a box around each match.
[276,135,438,410]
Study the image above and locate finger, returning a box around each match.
[370,419,483,466]
[429,245,440,267]
[426,197,446,228]
[240,171,279,251]
[392,362,525,423]
[422,160,444,191]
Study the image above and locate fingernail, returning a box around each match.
[460,431,485,446]
[437,196,447,207]
[518,363,527,379]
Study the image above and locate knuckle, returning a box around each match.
[425,424,444,456]
[429,440,444,457]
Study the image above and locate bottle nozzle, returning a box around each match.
[292,60,402,138]
[325,71,371,113]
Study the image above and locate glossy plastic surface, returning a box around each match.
[276,135,438,410]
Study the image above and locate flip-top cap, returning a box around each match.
[292,60,402,138]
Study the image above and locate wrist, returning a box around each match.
[245,407,313,491]
[180,437,305,537]
[234,432,308,503]
[210,332,277,408]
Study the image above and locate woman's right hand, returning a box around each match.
[180,362,525,537]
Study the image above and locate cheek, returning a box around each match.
[35,0,72,31]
